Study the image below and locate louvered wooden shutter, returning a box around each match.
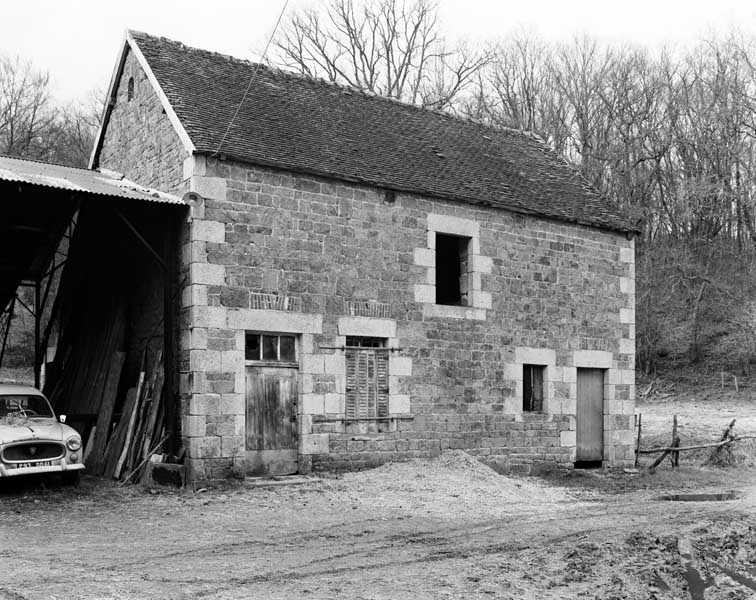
[376,351,389,417]
[360,350,373,418]
[346,348,358,419]
[346,347,388,419]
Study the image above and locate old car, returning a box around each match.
[0,383,84,485]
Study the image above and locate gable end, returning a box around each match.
[90,31,195,172]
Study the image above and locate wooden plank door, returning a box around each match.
[576,368,604,463]
[245,366,298,476]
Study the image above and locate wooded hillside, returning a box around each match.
[461,34,756,375]
[4,2,756,379]
[270,0,756,376]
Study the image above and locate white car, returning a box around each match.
[0,383,84,485]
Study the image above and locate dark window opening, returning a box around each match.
[345,337,388,419]
[523,364,545,412]
[435,233,470,306]
[127,77,135,101]
[245,333,297,363]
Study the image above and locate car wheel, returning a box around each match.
[62,471,80,487]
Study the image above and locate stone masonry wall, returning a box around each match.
[181,155,636,481]
[98,47,188,195]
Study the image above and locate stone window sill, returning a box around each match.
[520,412,552,421]
[312,414,415,423]
[422,303,486,321]
[245,360,298,368]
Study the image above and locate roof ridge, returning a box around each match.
[127,29,540,143]
[122,30,638,233]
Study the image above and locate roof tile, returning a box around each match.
[129,31,636,233]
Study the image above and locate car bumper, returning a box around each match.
[0,461,85,477]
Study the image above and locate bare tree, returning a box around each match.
[462,34,568,145]
[0,55,57,159]
[0,53,102,167]
[270,0,491,110]
[47,89,104,167]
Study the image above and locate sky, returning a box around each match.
[2,0,756,103]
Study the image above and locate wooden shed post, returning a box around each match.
[163,212,178,456]
[34,279,41,389]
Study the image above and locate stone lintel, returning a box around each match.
[427,213,480,238]
[226,309,323,334]
[337,316,396,338]
[573,350,613,369]
[514,347,556,365]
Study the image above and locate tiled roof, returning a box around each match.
[0,154,182,204]
[129,31,636,233]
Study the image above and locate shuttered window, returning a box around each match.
[345,337,389,419]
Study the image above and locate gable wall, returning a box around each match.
[181,157,636,481]
[97,47,189,195]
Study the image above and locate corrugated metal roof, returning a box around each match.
[0,155,183,204]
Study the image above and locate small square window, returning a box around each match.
[523,364,545,412]
[436,233,470,306]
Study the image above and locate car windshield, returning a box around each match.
[0,395,55,419]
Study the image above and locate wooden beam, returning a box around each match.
[115,377,144,479]
[34,280,41,388]
[0,296,16,370]
[638,435,756,454]
[647,435,678,472]
[163,212,177,456]
[9,224,46,234]
[113,208,166,272]
[85,351,125,475]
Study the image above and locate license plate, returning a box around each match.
[16,461,53,468]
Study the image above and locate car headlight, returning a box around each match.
[67,437,81,452]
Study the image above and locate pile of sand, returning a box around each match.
[322,450,576,519]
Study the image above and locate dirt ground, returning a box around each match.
[2,381,756,600]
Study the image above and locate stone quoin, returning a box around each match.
[92,30,638,483]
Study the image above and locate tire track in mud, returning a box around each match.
[135,499,753,597]
[94,494,747,575]
[9,485,756,599]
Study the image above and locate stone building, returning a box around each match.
[91,30,638,482]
